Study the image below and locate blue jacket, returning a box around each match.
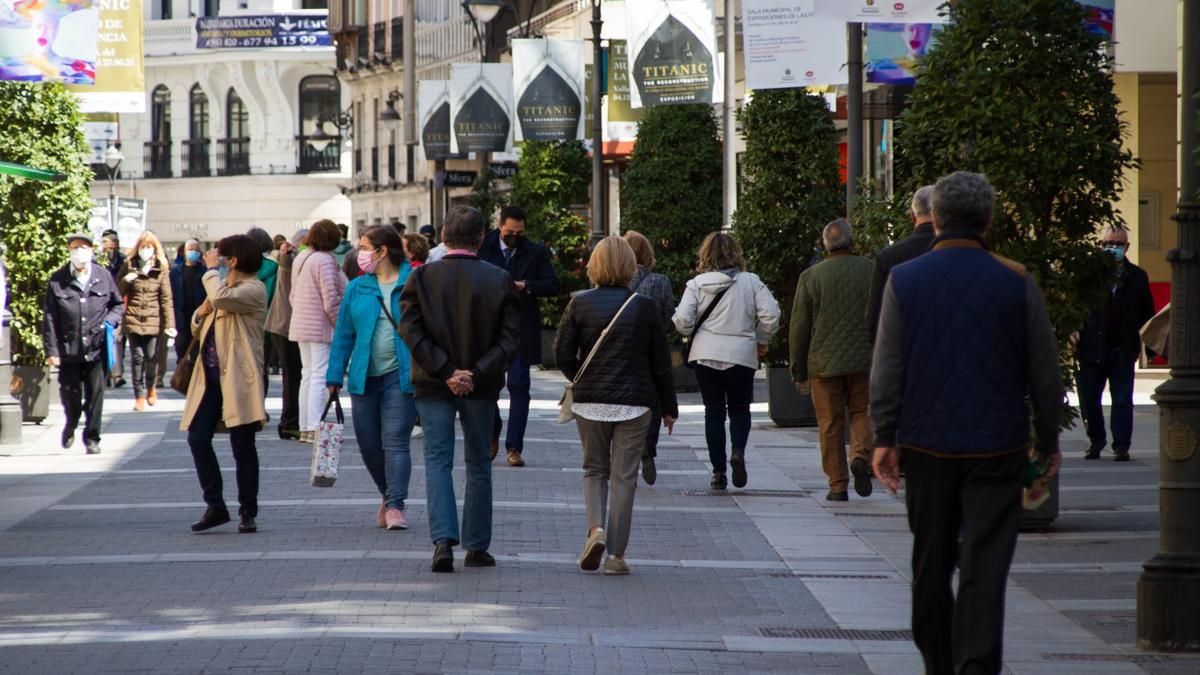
[326,265,413,395]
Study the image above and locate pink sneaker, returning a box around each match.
[384,508,407,530]
[376,502,386,528]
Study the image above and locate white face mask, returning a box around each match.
[138,247,154,261]
[70,247,94,268]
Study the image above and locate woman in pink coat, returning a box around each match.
[288,219,347,441]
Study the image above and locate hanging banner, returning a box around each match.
[606,40,642,140]
[742,0,848,90]
[625,0,723,108]
[866,23,942,86]
[196,14,332,49]
[0,0,98,84]
[418,80,465,161]
[601,0,628,40]
[449,63,514,154]
[833,0,948,23]
[512,38,585,143]
[67,0,146,113]
[1079,0,1114,41]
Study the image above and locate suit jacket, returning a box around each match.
[478,229,561,364]
[867,223,935,344]
[1077,258,1155,364]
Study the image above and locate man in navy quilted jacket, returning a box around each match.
[870,172,1063,675]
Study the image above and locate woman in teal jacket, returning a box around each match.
[327,225,415,531]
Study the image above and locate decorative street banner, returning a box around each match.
[606,40,643,140]
[866,23,942,86]
[449,63,514,154]
[626,0,723,108]
[833,0,949,23]
[512,38,585,143]
[742,0,848,90]
[1079,0,1114,41]
[67,0,146,113]
[196,14,331,49]
[0,0,98,84]
[418,80,465,161]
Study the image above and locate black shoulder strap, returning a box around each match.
[692,286,731,340]
[376,292,399,333]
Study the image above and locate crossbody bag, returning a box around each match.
[683,285,731,369]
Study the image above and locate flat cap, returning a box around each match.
[66,232,94,245]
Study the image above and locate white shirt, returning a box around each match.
[571,402,649,423]
[427,243,448,263]
[72,262,93,291]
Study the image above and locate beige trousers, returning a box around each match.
[575,411,652,557]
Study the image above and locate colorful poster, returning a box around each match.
[418,80,465,161]
[742,0,847,89]
[834,0,948,23]
[196,14,331,49]
[625,0,723,108]
[1079,0,1114,41]
[512,38,585,143]
[605,40,642,140]
[449,63,513,154]
[67,0,145,113]
[866,23,941,85]
[0,0,98,84]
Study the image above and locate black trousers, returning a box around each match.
[902,448,1026,675]
[59,359,106,443]
[643,409,662,459]
[127,333,159,398]
[187,373,259,517]
[272,333,301,434]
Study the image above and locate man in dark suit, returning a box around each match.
[866,185,936,344]
[478,205,561,467]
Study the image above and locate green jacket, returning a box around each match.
[258,256,279,312]
[789,250,874,382]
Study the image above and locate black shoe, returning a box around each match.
[84,441,101,455]
[113,377,126,388]
[61,428,75,450]
[730,450,747,489]
[642,456,657,485]
[464,550,496,568]
[1084,442,1105,460]
[851,457,874,497]
[1113,449,1131,462]
[190,507,231,532]
[278,427,300,441]
[710,471,727,490]
[826,491,849,502]
[431,542,454,573]
[238,514,257,533]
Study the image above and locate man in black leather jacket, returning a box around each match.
[399,206,521,573]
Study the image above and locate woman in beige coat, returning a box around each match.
[181,235,268,534]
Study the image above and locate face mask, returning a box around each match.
[217,256,230,280]
[502,233,523,249]
[186,250,201,264]
[138,247,154,261]
[1105,245,1125,262]
[357,249,381,275]
[70,247,93,268]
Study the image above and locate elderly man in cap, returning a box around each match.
[43,233,125,454]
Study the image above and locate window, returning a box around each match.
[184,84,210,176]
[301,0,326,8]
[297,75,340,173]
[203,0,217,17]
[152,0,171,20]
[145,85,172,178]
[220,88,250,175]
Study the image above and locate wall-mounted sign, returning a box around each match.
[196,14,331,49]
[436,170,478,188]
[419,80,466,161]
[742,0,847,90]
[625,0,723,108]
[512,38,585,143]
[67,0,145,112]
[490,162,518,179]
[449,63,514,154]
[0,0,98,84]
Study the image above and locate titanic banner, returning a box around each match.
[418,80,466,161]
[449,63,514,155]
[512,38,585,142]
[625,0,723,108]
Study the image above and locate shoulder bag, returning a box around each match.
[170,333,202,395]
[558,294,638,424]
[683,285,731,369]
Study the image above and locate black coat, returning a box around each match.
[554,286,679,417]
[398,253,521,401]
[867,223,935,344]
[170,263,208,342]
[1077,259,1155,364]
[478,229,561,364]
[43,263,125,364]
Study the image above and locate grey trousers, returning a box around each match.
[575,411,652,557]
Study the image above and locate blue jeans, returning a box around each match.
[492,352,531,453]
[1076,349,1136,451]
[415,397,495,550]
[351,373,416,510]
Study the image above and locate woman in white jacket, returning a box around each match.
[673,232,781,490]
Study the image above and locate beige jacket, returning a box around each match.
[180,271,268,431]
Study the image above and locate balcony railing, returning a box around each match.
[391,17,403,60]
[296,136,342,173]
[182,139,211,177]
[217,138,250,176]
[144,140,172,178]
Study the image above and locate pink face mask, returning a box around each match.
[357,249,381,274]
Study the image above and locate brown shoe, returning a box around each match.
[146,389,158,406]
[490,439,499,461]
[376,501,386,528]
[507,451,525,467]
[134,397,146,411]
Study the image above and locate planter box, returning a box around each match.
[669,344,698,393]
[539,328,558,370]
[11,365,50,424]
[1019,473,1059,530]
[766,366,817,427]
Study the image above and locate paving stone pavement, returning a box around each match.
[1,367,1198,674]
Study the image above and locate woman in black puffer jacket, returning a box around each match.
[554,236,678,576]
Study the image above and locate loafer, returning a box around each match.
[1084,443,1104,460]
[190,507,231,532]
[134,397,146,411]
[730,450,748,489]
[851,457,874,497]
[826,490,849,502]
[384,508,407,530]
[431,542,454,573]
[464,550,496,568]
[710,471,727,490]
[507,450,525,467]
[603,555,630,576]
[113,377,126,388]
[85,441,101,455]
[146,389,158,406]
[579,528,606,571]
[641,456,657,485]
[238,514,257,533]
[278,428,301,441]
[1114,449,1131,462]
[61,427,75,450]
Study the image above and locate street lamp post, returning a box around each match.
[1137,0,1200,652]
[103,145,124,233]
[588,0,604,249]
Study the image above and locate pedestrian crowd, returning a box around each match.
[40,170,1158,674]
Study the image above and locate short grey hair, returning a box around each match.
[1101,225,1128,240]
[823,218,853,251]
[932,172,995,233]
[185,238,200,249]
[291,228,309,247]
[910,185,935,218]
[441,206,487,249]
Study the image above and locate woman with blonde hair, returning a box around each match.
[554,236,677,575]
[117,230,176,410]
[673,232,780,490]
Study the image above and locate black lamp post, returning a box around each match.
[588,0,604,249]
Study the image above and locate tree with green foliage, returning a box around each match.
[466,166,507,225]
[895,0,1137,425]
[507,140,591,327]
[620,104,723,298]
[732,90,842,364]
[0,82,94,365]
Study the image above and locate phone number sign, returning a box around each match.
[196,15,332,49]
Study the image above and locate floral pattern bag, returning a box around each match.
[310,394,344,487]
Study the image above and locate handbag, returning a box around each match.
[310,393,344,487]
[104,322,117,371]
[683,285,731,369]
[169,333,201,396]
[558,294,638,424]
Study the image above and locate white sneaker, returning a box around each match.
[579,528,606,571]
[411,426,424,439]
[604,555,630,575]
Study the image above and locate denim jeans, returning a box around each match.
[694,364,755,473]
[187,372,259,516]
[492,352,531,453]
[1076,349,1136,451]
[415,397,495,550]
[351,373,416,510]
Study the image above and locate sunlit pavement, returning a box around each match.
[0,367,1196,674]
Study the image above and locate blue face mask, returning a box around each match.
[1105,245,1125,262]
[186,250,201,264]
[217,256,230,280]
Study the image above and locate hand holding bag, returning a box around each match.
[558,294,638,424]
[310,393,345,487]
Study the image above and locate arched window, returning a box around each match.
[185,84,209,176]
[147,85,171,177]
[298,75,340,173]
[221,88,250,175]
[189,84,208,140]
